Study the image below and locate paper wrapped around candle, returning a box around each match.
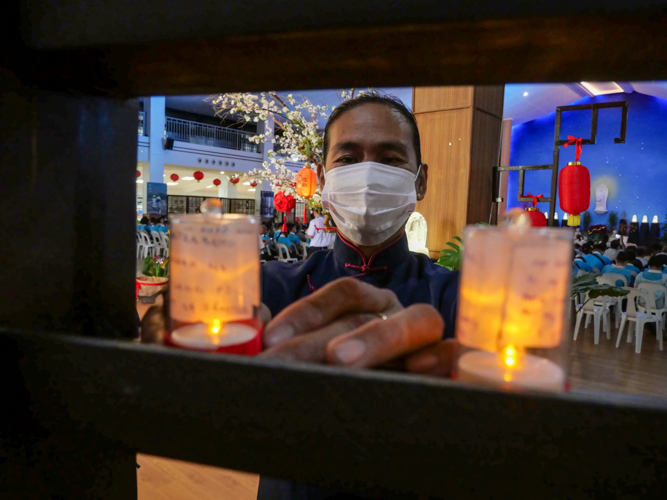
[168,213,261,354]
[455,213,571,392]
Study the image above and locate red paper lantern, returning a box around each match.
[193,171,204,183]
[274,191,296,233]
[525,208,547,227]
[136,170,141,178]
[213,178,221,186]
[250,180,258,188]
[230,176,240,185]
[170,173,179,182]
[523,192,547,227]
[558,162,590,226]
[296,167,317,198]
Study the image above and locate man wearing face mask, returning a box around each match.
[257,92,459,500]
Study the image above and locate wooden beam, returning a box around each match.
[5,12,667,97]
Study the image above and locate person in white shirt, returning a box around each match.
[305,209,333,256]
[603,238,621,262]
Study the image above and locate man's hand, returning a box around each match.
[260,278,455,376]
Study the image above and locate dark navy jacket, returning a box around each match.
[257,233,460,500]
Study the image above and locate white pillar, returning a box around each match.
[217,182,229,198]
[254,186,261,216]
[144,96,166,214]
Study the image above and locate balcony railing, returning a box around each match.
[165,116,259,153]
[138,111,146,136]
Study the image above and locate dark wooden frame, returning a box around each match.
[3,1,667,498]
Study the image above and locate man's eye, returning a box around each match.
[382,157,402,165]
[337,156,355,164]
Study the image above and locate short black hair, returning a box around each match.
[648,255,667,268]
[616,251,629,264]
[582,243,592,254]
[610,239,620,249]
[323,91,421,166]
[625,247,637,260]
[593,243,606,252]
[637,247,646,257]
[651,242,663,253]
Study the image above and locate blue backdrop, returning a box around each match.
[507,92,667,229]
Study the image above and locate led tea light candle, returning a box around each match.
[455,209,570,392]
[167,202,261,355]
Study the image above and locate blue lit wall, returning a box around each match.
[507,92,667,228]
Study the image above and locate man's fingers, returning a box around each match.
[404,339,457,377]
[325,304,443,368]
[263,278,401,348]
[259,313,378,362]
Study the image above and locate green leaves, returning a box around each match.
[437,236,463,271]
[142,256,170,278]
[571,273,629,301]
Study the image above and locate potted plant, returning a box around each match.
[136,256,169,303]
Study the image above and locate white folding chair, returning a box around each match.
[300,241,310,260]
[601,272,628,287]
[276,243,298,263]
[574,292,611,344]
[140,231,156,258]
[136,231,145,259]
[635,281,667,333]
[615,287,663,353]
[159,231,170,257]
[150,230,166,257]
[596,275,623,328]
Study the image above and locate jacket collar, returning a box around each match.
[333,231,411,275]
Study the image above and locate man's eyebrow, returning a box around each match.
[330,140,410,155]
[330,141,362,154]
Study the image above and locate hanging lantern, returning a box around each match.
[213,178,221,186]
[524,193,547,227]
[559,137,590,227]
[296,167,317,196]
[229,174,240,185]
[250,180,258,188]
[170,173,179,182]
[193,171,204,183]
[136,170,141,178]
[274,191,296,233]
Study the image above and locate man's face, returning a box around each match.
[318,103,427,201]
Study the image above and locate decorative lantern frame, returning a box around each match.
[493,101,629,227]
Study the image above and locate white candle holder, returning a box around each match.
[166,210,261,355]
[454,211,571,392]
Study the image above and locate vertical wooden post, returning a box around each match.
[0,66,138,497]
[497,118,513,219]
[413,86,504,258]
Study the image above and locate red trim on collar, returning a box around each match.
[337,230,404,276]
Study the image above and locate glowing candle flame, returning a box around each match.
[210,319,221,335]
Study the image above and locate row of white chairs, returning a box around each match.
[573,273,667,353]
[261,236,336,264]
[137,230,169,259]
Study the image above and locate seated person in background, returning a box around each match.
[274,222,297,259]
[601,251,634,286]
[286,223,304,254]
[624,247,643,274]
[635,255,667,309]
[603,238,621,262]
[574,252,594,274]
[637,247,649,268]
[583,243,611,272]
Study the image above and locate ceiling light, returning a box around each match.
[242,182,250,185]
[580,82,623,96]
[136,179,144,184]
[523,92,529,97]
[167,182,178,186]
[220,171,225,174]
[182,176,194,180]
[248,188,256,192]
[206,185,214,188]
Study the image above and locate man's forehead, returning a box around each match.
[328,104,412,144]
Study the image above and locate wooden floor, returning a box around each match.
[136,295,667,499]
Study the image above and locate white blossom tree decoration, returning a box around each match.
[208,90,367,201]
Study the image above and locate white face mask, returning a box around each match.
[321,162,421,246]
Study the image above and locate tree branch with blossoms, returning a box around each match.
[207,90,367,201]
